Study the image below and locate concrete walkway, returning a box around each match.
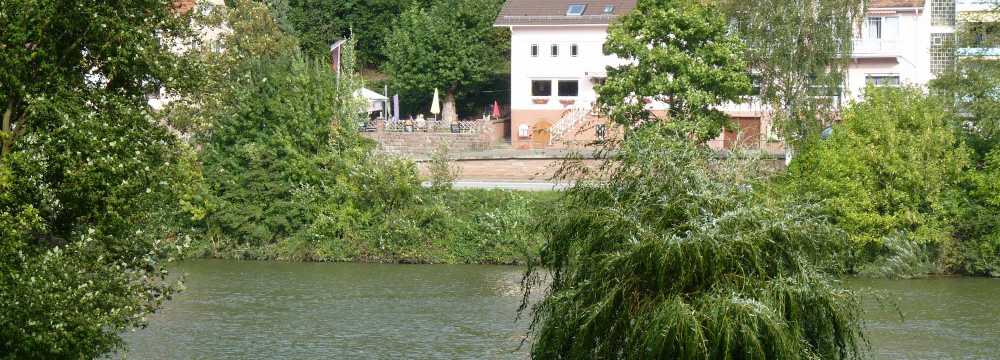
[422,180,571,191]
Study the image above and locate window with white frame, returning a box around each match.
[551,44,559,57]
[532,80,552,97]
[557,80,579,97]
[570,44,579,57]
[531,44,538,57]
[865,74,901,86]
[865,16,899,41]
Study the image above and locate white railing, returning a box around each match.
[852,39,899,56]
[549,103,591,145]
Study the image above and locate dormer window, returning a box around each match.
[566,4,586,16]
[603,5,615,14]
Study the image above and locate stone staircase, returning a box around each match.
[548,103,592,145]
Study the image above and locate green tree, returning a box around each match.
[523,125,864,359]
[931,3,1000,161]
[931,4,1000,276]
[0,0,198,356]
[383,0,506,123]
[598,0,751,143]
[196,30,370,248]
[160,0,302,137]
[720,0,865,147]
[285,0,434,68]
[786,87,969,263]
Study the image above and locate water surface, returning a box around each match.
[124,260,1000,359]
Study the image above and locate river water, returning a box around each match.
[123,260,999,359]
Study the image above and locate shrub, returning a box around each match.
[785,87,969,265]
[950,148,1000,276]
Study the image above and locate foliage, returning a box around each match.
[159,0,302,138]
[191,186,554,265]
[0,0,199,357]
[284,0,434,67]
[720,0,865,146]
[949,148,1000,276]
[198,52,368,247]
[784,87,969,269]
[597,0,751,143]
[428,143,460,192]
[522,125,863,359]
[382,0,507,122]
[931,23,1000,161]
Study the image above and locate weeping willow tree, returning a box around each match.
[719,0,867,148]
[521,0,866,358]
[522,125,865,359]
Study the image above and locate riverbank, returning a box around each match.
[185,189,560,265]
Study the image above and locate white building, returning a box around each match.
[495,0,997,150]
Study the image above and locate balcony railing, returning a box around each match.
[852,39,900,57]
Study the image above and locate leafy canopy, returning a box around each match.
[0,0,197,357]
[382,0,506,117]
[720,0,865,145]
[597,0,751,143]
[284,0,434,67]
[786,87,969,250]
[523,125,864,359]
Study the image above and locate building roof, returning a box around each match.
[868,0,926,9]
[494,0,638,26]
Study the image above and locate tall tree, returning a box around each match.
[523,125,864,359]
[720,0,866,148]
[0,0,198,357]
[382,0,506,123]
[285,0,433,68]
[597,0,751,143]
[931,3,1000,162]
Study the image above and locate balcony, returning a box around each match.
[852,39,901,59]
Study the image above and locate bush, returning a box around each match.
[950,148,1000,276]
[784,87,969,269]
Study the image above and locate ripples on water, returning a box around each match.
[123,261,999,359]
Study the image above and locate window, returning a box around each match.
[865,74,901,86]
[557,80,579,97]
[867,17,882,39]
[566,4,586,16]
[866,16,899,41]
[551,44,559,57]
[532,80,552,96]
[603,5,615,14]
[531,44,538,57]
[570,44,579,57]
[518,124,531,138]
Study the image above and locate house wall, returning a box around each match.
[507,25,771,150]
[508,25,624,149]
[846,7,934,99]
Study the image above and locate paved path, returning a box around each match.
[422,180,571,191]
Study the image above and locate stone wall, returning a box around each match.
[361,118,508,156]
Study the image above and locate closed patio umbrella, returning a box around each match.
[392,94,400,122]
[492,100,501,119]
[430,88,440,120]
